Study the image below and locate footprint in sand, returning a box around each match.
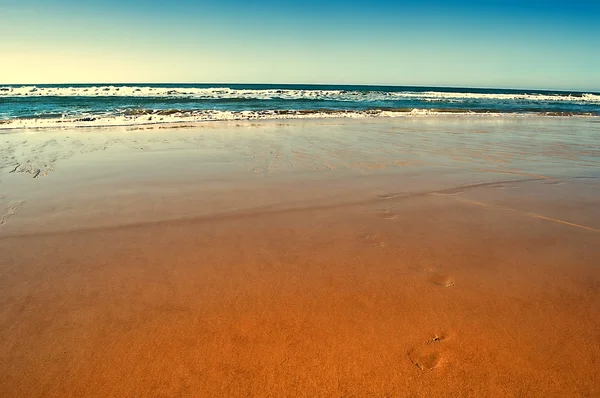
[0,200,25,226]
[408,333,449,371]
[417,266,455,288]
[428,273,455,288]
[376,209,397,220]
[358,233,386,247]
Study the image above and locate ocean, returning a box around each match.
[1,83,600,129]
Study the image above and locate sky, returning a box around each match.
[1,0,599,90]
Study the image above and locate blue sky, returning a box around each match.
[1,0,599,90]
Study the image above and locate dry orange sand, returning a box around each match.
[1,118,599,397]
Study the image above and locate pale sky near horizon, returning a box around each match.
[1,0,599,91]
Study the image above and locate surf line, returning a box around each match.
[431,193,600,233]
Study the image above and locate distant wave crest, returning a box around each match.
[2,85,600,104]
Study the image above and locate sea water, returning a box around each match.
[1,83,599,129]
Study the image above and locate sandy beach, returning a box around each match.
[1,117,599,397]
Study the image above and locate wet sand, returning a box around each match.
[1,118,599,397]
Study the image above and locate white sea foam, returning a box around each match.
[0,110,380,130]
[1,85,599,104]
[1,109,595,131]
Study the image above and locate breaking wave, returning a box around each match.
[1,108,597,131]
[2,85,600,104]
